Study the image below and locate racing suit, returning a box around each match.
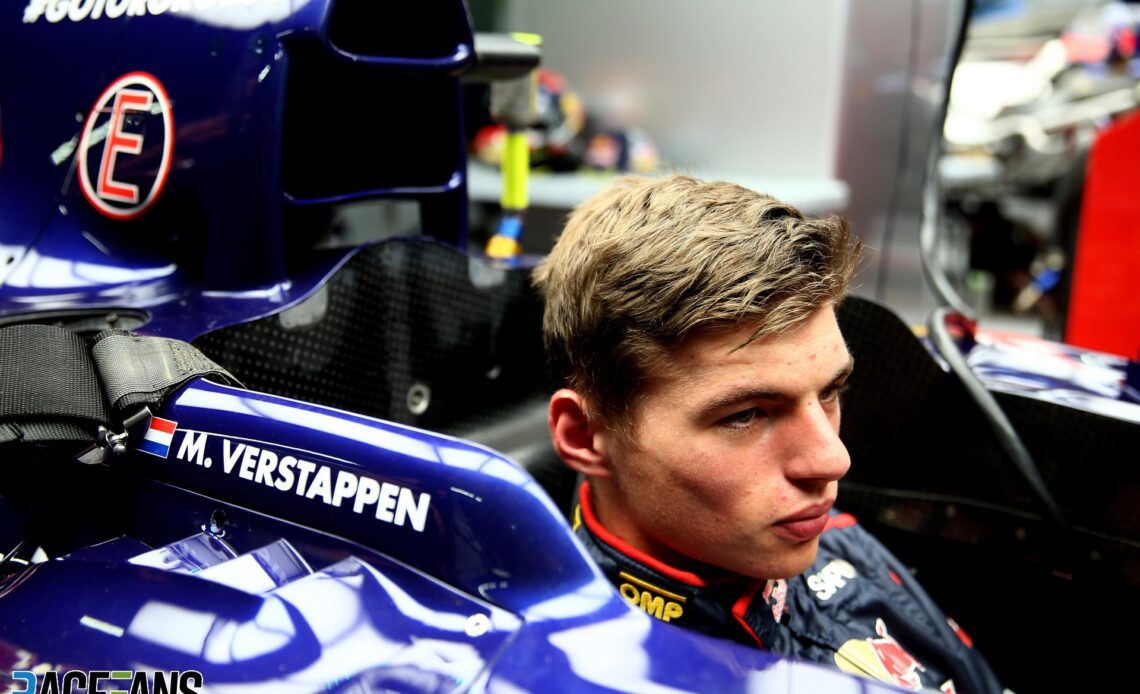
[574,482,1003,693]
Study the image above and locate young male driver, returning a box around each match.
[534,176,1002,692]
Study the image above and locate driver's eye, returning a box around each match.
[821,382,850,404]
[722,408,762,429]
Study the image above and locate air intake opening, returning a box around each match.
[282,40,463,201]
[326,0,471,60]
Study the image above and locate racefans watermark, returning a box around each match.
[8,669,203,693]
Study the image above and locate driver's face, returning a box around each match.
[595,304,853,578]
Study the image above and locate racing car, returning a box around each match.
[1,1,1137,692]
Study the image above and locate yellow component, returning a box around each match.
[617,571,688,602]
[510,32,543,47]
[485,234,522,259]
[834,640,895,685]
[501,130,530,210]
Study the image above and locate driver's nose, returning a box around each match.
[784,401,851,486]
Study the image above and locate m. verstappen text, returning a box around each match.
[174,431,432,532]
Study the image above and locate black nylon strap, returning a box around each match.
[91,331,241,413]
[0,325,111,445]
[1,325,241,456]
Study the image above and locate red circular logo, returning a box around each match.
[78,72,173,221]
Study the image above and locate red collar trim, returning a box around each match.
[824,512,857,532]
[731,579,766,649]
[578,481,711,587]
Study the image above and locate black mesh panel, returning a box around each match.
[194,240,547,436]
[837,295,1140,692]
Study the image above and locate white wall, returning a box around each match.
[500,0,850,184]
[495,0,969,319]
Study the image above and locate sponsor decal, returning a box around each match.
[170,430,433,533]
[137,416,177,458]
[22,0,282,24]
[77,71,172,220]
[834,618,927,691]
[617,571,685,623]
[9,669,203,693]
[762,578,788,622]
[806,558,857,601]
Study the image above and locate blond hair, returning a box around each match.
[533,175,860,438]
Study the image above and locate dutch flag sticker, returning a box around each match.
[138,417,178,458]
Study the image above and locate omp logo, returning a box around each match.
[77,71,173,221]
[618,571,685,623]
[9,669,203,693]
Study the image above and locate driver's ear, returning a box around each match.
[549,388,613,478]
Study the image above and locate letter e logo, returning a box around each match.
[78,71,173,220]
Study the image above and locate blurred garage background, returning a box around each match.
[448,0,1140,359]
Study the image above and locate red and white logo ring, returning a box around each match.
[78,71,173,221]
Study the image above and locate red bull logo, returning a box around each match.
[762,578,787,622]
[834,617,927,690]
[868,618,925,690]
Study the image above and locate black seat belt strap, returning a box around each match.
[91,331,240,412]
[0,324,241,461]
[0,325,111,448]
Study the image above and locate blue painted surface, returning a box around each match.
[154,378,605,614]
[965,329,1140,422]
[127,531,236,573]
[0,0,472,338]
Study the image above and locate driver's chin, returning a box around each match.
[672,534,822,579]
[732,540,821,580]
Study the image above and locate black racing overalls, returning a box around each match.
[574,482,1004,693]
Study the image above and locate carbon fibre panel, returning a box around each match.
[194,240,548,436]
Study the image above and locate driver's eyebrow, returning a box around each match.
[694,357,855,417]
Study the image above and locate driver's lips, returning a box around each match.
[771,500,834,543]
